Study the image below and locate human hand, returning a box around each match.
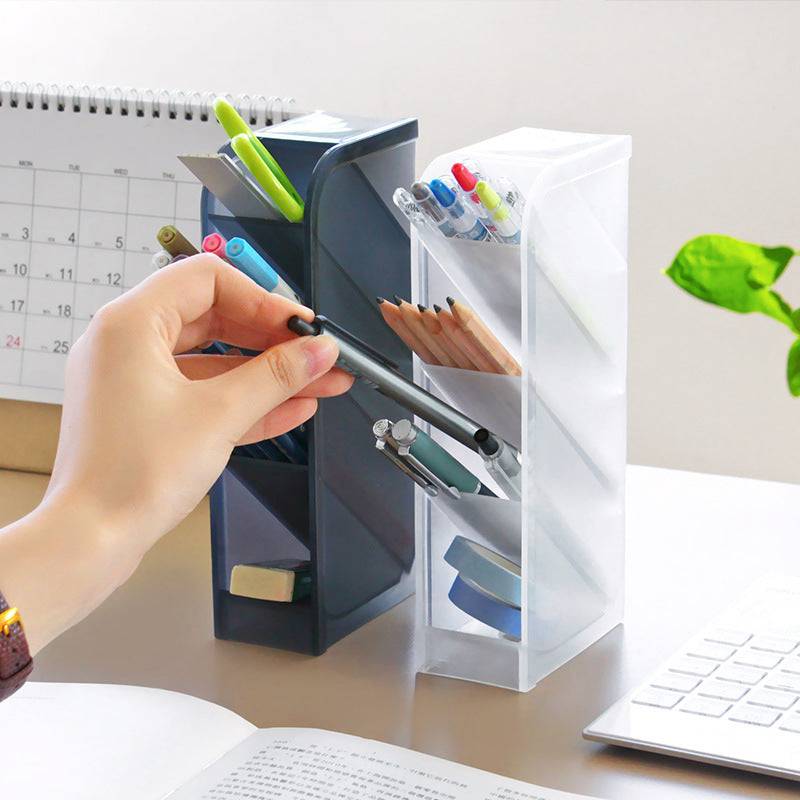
[46,254,350,548]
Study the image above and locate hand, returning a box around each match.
[0,254,352,652]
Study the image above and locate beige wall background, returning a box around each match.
[1,0,799,482]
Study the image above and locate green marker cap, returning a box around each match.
[476,180,510,222]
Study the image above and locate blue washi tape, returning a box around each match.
[448,574,521,639]
[444,535,521,608]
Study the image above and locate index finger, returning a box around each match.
[120,253,312,347]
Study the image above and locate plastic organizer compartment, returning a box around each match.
[411,127,630,691]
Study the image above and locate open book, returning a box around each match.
[3,683,602,800]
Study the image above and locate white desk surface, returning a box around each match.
[4,465,798,799]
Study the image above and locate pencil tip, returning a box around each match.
[376,296,385,304]
[393,294,404,305]
[433,304,442,313]
[417,303,427,313]
[446,296,455,307]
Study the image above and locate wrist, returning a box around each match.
[0,489,140,654]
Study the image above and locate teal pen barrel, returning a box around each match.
[393,420,481,494]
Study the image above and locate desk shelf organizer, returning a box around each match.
[412,128,631,691]
[202,113,418,655]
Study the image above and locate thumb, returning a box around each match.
[210,334,340,435]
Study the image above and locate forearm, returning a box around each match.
[0,493,138,655]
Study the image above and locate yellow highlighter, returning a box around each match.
[230,134,304,223]
[213,97,304,219]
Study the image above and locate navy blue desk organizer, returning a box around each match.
[201,113,418,655]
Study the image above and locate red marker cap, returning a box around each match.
[451,162,477,192]
[202,232,228,260]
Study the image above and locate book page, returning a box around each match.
[0,682,256,800]
[167,727,600,800]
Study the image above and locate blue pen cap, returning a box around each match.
[429,178,457,209]
[225,237,279,292]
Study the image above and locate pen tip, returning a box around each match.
[393,294,404,305]
[417,303,427,313]
[376,296,385,304]
[446,296,455,307]
[433,304,442,313]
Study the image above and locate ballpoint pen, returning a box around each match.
[410,182,456,238]
[429,178,489,241]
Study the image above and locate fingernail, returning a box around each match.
[302,334,338,378]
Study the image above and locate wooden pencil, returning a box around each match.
[394,296,458,368]
[434,305,499,373]
[417,304,476,371]
[377,297,438,364]
[447,297,521,376]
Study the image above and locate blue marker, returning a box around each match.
[225,237,300,303]
[429,179,488,241]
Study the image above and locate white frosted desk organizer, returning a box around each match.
[411,128,631,692]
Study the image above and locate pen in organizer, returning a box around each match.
[157,225,199,258]
[451,161,498,237]
[392,188,432,235]
[224,237,301,303]
[391,419,496,497]
[202,232,230,261]
[475,181,521,245]
[213,97,304,220]
[428,178,489,241]
[410,182,457,238]
[230,134,304,223]
[373,419,439,496]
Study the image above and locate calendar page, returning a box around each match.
[0,89,282,404]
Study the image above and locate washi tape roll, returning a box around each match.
[448,574,521,639]
[444,535,521,608]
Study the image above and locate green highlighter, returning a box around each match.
[213,97,304,222]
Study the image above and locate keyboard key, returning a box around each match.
[729,706,781,727]
[746,689,797,710]
[698,679,749,702]
[705,629,751,647]
[679,697,731,718]
[781,656,800,675]
[685,641,736,662]
[715,664,767,685]
[764,673,800,693]
[632,688,683,709]
[779,714,800,734]
[734,650,783,670]
[750,636,799,654]
[669,657,718,678]
[651,673,700,693]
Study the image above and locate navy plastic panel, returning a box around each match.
[206,114,418,655]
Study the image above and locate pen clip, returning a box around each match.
[375,439,438,496]
[315,315,399,370]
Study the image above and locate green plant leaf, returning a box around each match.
[664,235,797,331]
[788,339,800,396]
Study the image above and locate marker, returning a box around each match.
[231,134,303,223]
[213,97,304,211]
[429,179,488,241]
[391,419,496,497]
[451,161,497,236]
[475,180,521,244]
[202,232,229,261]
[410,182,456,238]
[151,249,172,270]
[225,237,300,303]
[287,314,518,458]
[157,225,198,257]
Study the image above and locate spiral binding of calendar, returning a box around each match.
[0,82,296,127]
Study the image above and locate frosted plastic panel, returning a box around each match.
[413,127,630,691]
